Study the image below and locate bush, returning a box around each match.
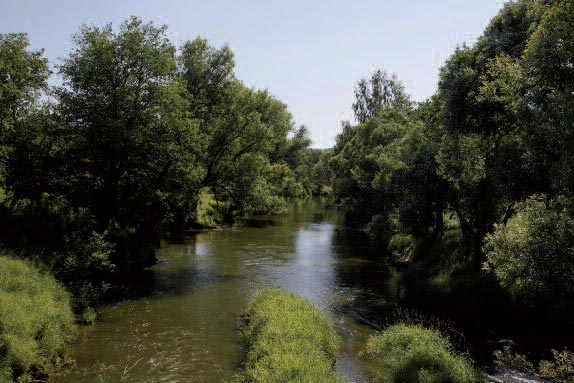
[364,323,479,383]
[539,348,574,383]
[484,196,574,308]
[237,288,340,383]
[493,345,535,375]
[494,346,574,383]
[0,254,75,382]
[387,234,416,262]
[196,188,225,228]
[0,196,114,312]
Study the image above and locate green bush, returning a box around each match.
[387,234,416,262]
[0,196,114,312]
[0,254,75,382]
[484,196,574,308]
[196,188,226,228]
[238,288,340,383]
[364,323,479,383]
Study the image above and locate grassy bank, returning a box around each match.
[365,323,479,383]
[237,288,340,383]
[0,254,75,383]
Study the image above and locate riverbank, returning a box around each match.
[0,254,75,382]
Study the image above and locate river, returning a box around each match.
[53,199,400,383]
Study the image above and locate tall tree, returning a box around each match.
[0,33,49,187]
[57,17,201,269]
[352,70,411,124]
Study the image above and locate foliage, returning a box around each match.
[54,17,203,269]
[195,188,225,228]
[493,346,535,375]
[0,254,74,383]
[237,288,340,383]
[523,0,574,197]
[494,346,574,383]
[484,196,574,308]
[0,16,313,295]
[0,195,114,312]
[539,348,574,383]
[352,70,411,124]
[0,33,48,152]
[364,323,479,383]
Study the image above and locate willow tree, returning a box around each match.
[57,17,202,269]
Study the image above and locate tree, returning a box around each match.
[56,17,201,269]
[523,0,574,197]
[434,0,552,259]
[178,41,306,217]
[352,70,411,124]
[0,33,49,187]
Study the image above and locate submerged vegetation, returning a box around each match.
[237,288,340,383]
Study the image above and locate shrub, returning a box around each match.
[493,345,535,375]
[364,323,479,383]
[237,288,340,383]
[0,196,114,312]
[0,254,75,382]
[494,346,574,383]
[539,348,574,383]
[484,196,574,308]
[196,188,224,228]
[387,234,416,262]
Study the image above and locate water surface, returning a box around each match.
[53,200,398,383]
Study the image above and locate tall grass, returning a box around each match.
[237,288,340,383]
[364,323,479,383]
[0,254,75,382]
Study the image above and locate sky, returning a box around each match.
[0,0,507,148]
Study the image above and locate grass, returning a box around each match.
[0,253,75,383]
[364,323,479,383]
[237,288,340,383]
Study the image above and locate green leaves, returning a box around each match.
[352,70,412,124]
[484,196,574,308]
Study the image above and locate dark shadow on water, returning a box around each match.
[236,217,279,227]
[104,266,238,303]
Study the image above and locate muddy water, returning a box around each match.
[53,200,399,383]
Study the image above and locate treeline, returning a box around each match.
[330,0,574,355]
[0,17,331,313]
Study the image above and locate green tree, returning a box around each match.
[434,0,552,259]
[523,0,574,197]
[56,17,201,269]
[352,70,411,124]
[0,33,49,187]
[178,41,305,218]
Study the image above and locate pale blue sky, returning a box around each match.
[1,0,506,147]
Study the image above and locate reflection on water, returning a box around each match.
[52,200,399,383]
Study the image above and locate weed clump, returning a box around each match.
[365,323,479,383]
[237,288,340,383]
[0,254,75,382]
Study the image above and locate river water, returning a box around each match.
[53,200,400,383]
